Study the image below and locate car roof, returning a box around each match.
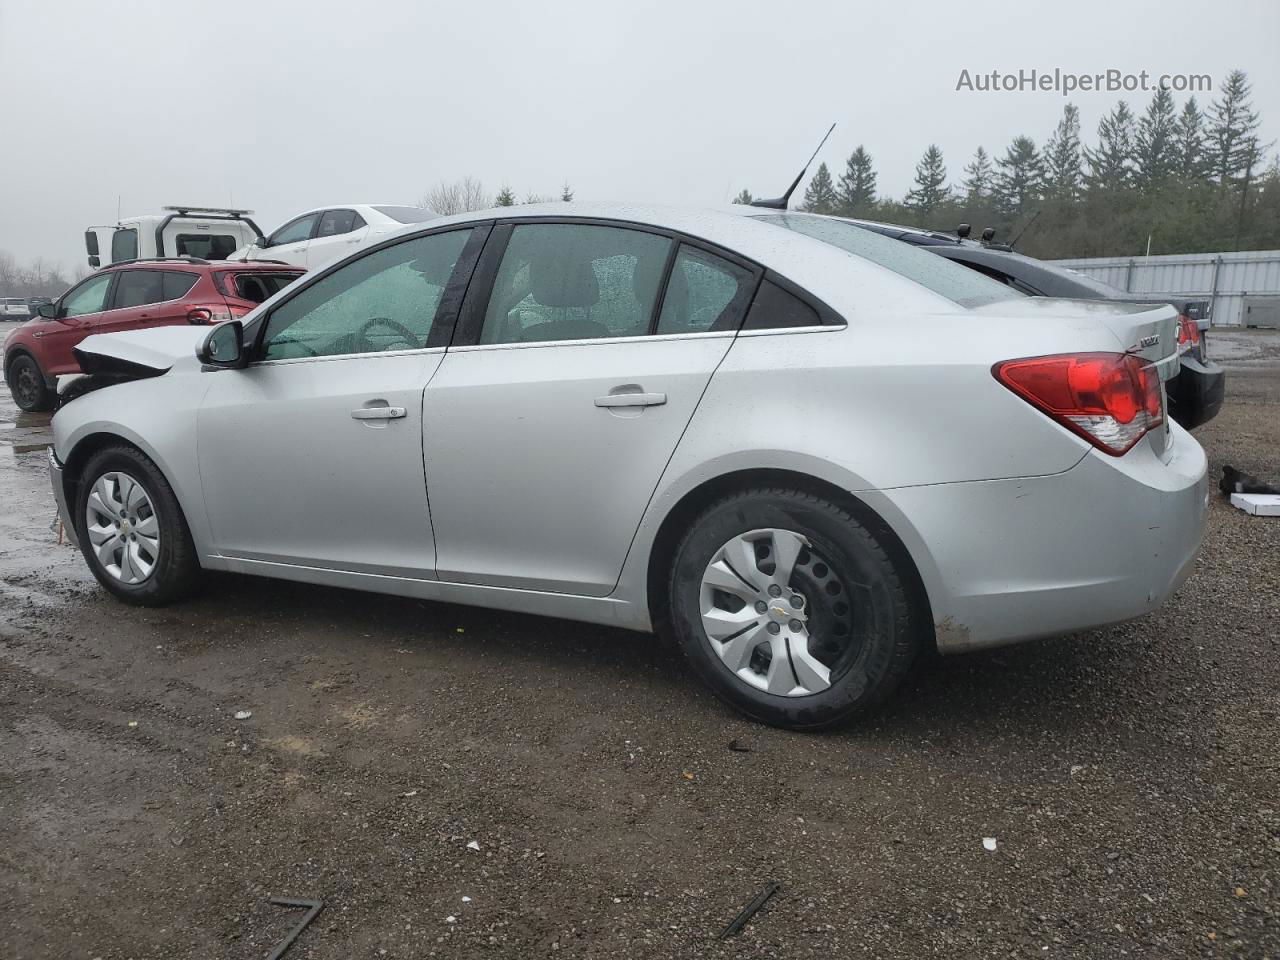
[101,259,304,273]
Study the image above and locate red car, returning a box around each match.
[3,257,305,411]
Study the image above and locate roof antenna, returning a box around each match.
[750,123,836,210]
[1007,209,1041,249]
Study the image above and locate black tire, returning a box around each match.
[667,488,921,730]
[6,353,53,412]
[74,444,200,606]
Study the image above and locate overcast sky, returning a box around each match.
[2,0,1277,269]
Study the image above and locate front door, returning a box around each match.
[38,271,115,375]
[423,222,759,597]
[257,213,318,267]
[196,227,481,578]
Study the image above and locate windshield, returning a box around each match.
[754,213,1020,308]
[372,205,438,224]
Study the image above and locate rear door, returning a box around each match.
[96,268,166,335]
[306,209,369,268]
[422,221,759,596]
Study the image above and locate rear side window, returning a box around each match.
[163,271,199,300]
[743,280,820,330]
[656,246,755,335]
[111,228,138,263]
[113,270,165,309]
[230,272,302,303]
[480,224,672,345]
[317,209,358,237]
[756,213,1019,308]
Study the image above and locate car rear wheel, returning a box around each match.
[667,488,921,729]
[75,445,199,606]
[6,354,53,412]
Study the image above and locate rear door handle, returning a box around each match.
[351,406,406,420]
[594,392,667,408]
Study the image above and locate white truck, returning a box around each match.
[84,206,264,267]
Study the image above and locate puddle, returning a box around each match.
[0,442,49,456]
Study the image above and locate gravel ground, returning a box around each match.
[2,329,1278,959]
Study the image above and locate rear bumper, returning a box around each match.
[881,425,1208,653]
[49,450,79,548]
[1168,358,1225,430]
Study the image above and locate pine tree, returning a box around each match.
[994,136,1044,214]
[904,145,949,215]
[1206,69,1264,187]
[800,162,838,214]
[1174,97,1208,183]
[1043,104,1083,200]
[1084,101,1137,191]
[560,182,574,202]
[495,185,516,206]
[1134,88,1178,190]
[962,146,994,200]
[835,146,877,216]
[732,189,754,205]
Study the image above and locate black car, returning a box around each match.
[845,220,1225,430]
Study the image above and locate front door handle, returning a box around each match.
[594,391,667,409]
[351,406,406,420]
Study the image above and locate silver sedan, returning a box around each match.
[49,203,1207,729]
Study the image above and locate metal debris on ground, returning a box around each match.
[983,837,998,852]
[466,840,480,851]
[265,897,324,960]
[234,710,252,720]
[718,881,781,939]
[728,739,751,753]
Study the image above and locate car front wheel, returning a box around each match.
[6,354,53,412]
[75,445,200,606]
[667,488,922,729]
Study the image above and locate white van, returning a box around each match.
[85,206,264,267]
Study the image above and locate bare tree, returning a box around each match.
[419,176,491,216]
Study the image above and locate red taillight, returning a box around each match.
[993,352,1164,456]
[1177,315,1201,349]
[186,305,234,325]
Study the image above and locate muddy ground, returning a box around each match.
[2,330,1278,959]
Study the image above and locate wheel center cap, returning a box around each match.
[120,520,132,535]
[767,602,794,624]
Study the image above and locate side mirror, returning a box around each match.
[251,235,269,248]
[88,255,101,268]
[37,303,58,320]
[84,231,100,257]
[196,320,247,369]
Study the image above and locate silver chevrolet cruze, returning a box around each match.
[49,203,1208,728]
